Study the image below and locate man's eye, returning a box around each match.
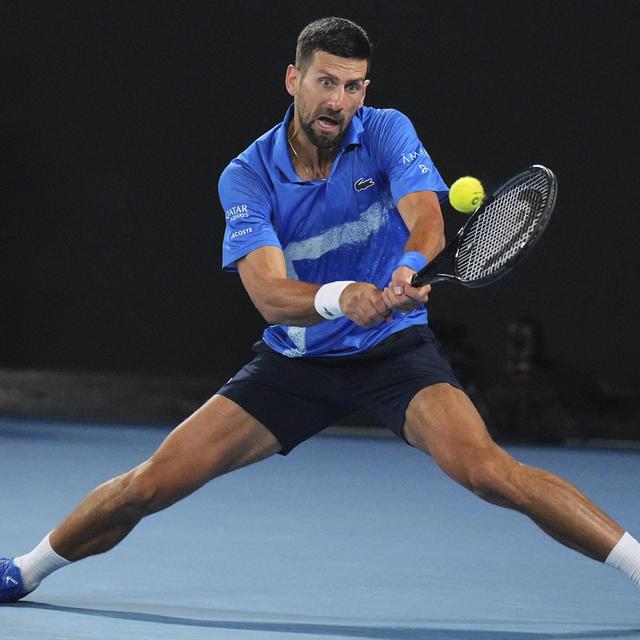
[346,83,361,93]
[320,78,333,88]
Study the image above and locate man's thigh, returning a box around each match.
[147,394,282,501]
[403,383,499,478]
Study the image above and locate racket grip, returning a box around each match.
[411,262,438,287]
[410,245,451,287]
[410,270,429,287]
[411,271,449,287]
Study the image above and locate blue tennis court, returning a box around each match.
[2,417,639,639]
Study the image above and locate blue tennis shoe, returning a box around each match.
[0,558,30,603]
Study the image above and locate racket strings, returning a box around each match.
[456,171,553,282]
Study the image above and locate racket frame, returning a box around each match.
[411,164,557,288]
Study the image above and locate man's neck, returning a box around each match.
[287,121,337,181]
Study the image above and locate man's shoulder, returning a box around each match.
[358,106,417,146]
[359,106,412,129]
[218,121,283,193]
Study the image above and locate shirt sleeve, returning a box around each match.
[372,109,449,205]
[218,160,282,272]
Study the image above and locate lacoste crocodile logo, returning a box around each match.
[354,177,375,192]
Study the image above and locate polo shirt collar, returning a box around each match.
[274,104,364,182]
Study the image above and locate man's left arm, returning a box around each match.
[382,190,445,312]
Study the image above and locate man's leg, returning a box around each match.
[403,383,639,576]
[2,394,280,599]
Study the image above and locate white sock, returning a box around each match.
[605,532,640,587]
[14,532,71,591]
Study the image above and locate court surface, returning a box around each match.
[2,417,639,639]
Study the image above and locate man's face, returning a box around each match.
[286,51,369,149]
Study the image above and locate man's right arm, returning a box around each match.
[237,246,390,328]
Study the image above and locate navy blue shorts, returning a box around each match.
[216,324,462,455]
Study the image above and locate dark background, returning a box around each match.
[2,1,638,437]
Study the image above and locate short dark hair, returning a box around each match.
[295,17,372,72]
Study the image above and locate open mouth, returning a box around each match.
[316,115,340,130]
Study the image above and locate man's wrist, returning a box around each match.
[314,281,356,320]
[395,251,428,272]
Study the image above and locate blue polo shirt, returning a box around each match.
[218,105,448,357]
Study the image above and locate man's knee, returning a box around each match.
[451,448,523,509]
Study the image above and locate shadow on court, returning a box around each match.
[9,602,640,640]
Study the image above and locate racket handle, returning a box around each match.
[410,269,431,287]
[410,251,448,287]
[411,271,448,287]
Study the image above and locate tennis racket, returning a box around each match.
[411,164,557,288]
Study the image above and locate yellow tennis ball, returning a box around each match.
[449,176,486,213]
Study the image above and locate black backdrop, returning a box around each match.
[2,1,638,396]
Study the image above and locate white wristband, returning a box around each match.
[314,281,355,320]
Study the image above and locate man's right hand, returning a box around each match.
[339,282,391,327]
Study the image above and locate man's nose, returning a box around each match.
[326,86,345,109]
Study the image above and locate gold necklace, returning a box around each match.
[287,136,313,179]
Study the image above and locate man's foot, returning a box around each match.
[0,558,31,603]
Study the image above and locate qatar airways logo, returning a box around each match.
[225,204,249,221]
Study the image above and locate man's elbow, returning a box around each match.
[253,299,291,326]
[259,307,282,325]
[251,297,279,325]
[253,299,316,327]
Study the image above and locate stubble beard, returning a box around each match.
[297,110,343,150]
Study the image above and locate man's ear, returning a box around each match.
[360,79,371,106]
[285,64,299,97]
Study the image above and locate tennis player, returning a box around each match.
[2,17,639,603]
